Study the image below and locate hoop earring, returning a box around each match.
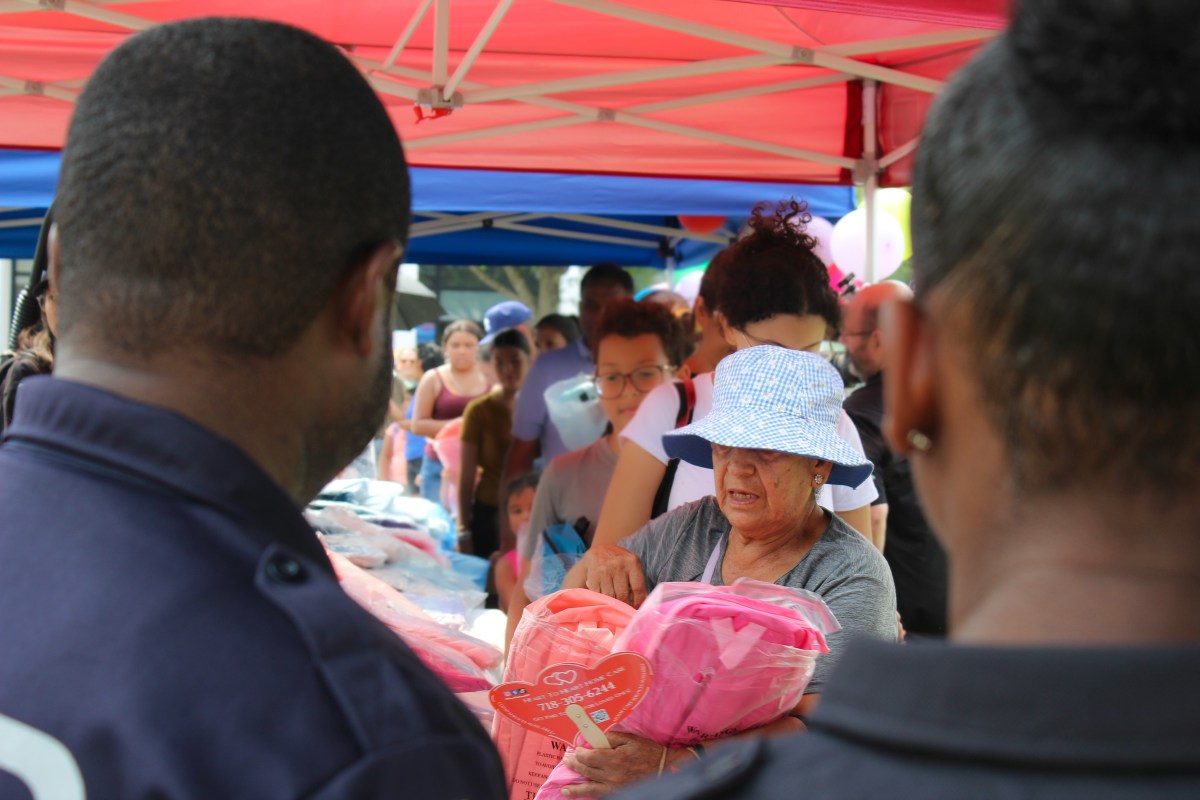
[906,429,933,452]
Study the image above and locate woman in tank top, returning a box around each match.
[411,320,490,510]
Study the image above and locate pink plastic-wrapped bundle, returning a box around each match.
[495,589,636,800]
[329,551,503,692]
[536,580,837,800]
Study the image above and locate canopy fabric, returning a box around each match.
[728,0,1006,28]
[0,0,1007,188]
[0,150,856,264]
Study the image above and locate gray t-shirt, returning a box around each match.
[522,437,619,561]
[620,497,898,692]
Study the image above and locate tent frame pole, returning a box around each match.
[382,0,434,71]
[445,0,515,97]
[863,79,878,284]
[432,0,451,91]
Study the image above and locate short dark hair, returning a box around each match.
[418,342,443,372]
[592,298,687,367]
[441,320,484,346]
[581,263,634,295]
[912,0,1200,495]
[697,250,731,311]
[534,313,581,343]
[713,200,839,334]
[491,328,531,355]
[55,18,410,358]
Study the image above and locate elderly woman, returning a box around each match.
[559,346,896,797]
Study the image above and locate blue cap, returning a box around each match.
[480,300,533,344]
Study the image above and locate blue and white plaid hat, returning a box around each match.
[662,346,873,488]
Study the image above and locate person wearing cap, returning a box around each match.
[480,299,533,348]
[560,346,896,796]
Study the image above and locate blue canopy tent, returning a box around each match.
[0,150,854,266]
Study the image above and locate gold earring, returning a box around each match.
[906,429,933,452]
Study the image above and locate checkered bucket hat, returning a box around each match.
[663,346,873,488]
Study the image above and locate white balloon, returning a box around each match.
[803,215,835,266]
[830,207,906,281]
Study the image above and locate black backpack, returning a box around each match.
[649,377,696,519]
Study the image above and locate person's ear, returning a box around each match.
[718,311,737,349]
[333,242,401,357]
[812,459,833,485]
[881,297,938,455]
[47,223,61,293]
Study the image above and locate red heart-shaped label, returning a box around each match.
[489,652,653,745]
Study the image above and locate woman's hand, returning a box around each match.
[561,732,684,798]
[578,545,647,608]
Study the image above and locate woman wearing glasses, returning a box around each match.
[503,299,684,646]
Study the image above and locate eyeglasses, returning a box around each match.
[593,365,671,399]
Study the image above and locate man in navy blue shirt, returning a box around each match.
[0,18,505,800]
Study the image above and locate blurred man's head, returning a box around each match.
[840,281,911,380]
[578,263,634,350]
[51,18,411,499]
[395,347,423,385]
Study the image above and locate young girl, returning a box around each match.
[492,473,539,615]
[458,329,532,557]
[504,299,684,647]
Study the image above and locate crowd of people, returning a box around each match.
[1,0,1198,798]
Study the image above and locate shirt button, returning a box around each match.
[266,554,307,584]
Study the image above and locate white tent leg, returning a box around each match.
[863,79,878,284]
[432,0,451,90]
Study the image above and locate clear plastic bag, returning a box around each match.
[544,375,607,451]
[329,552,502,692]
[523,523,588,602]
[495,589,637,800]
[536,580,837,800]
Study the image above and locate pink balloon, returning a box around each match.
[803,215,836,265]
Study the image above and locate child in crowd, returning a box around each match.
[492,472,539,614]
[532,313,581,357]
[458,329,532,557]
[504,299,685,646]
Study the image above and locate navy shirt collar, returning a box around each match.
[812,638,1200,769]
[4,376,331,571]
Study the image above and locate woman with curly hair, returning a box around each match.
[586,200,878,592]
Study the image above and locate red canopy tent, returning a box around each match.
[0,0,1008,277]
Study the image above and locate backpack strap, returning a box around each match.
[651,378,697,519]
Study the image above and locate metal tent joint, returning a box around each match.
[790,46,815,65]
[852,157,880,185]
[416,87,463,111]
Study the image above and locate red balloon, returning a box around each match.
[678,215,727,234]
